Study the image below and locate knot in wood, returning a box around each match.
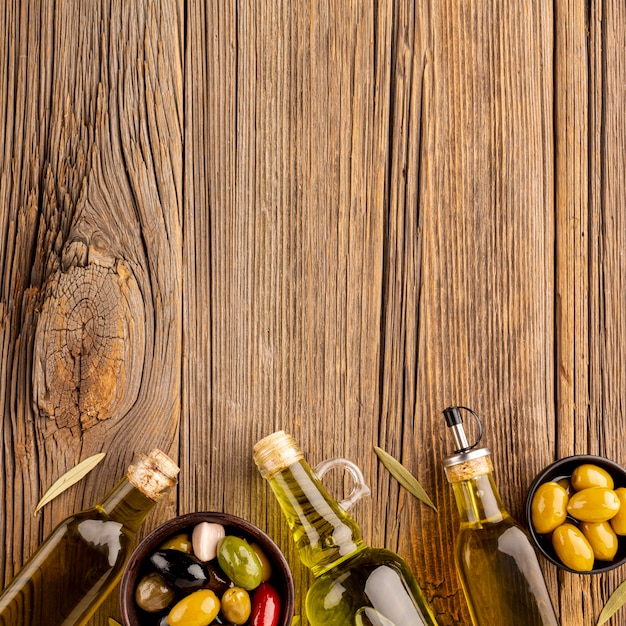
[33,261,145,435]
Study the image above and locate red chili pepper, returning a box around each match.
[251,581,281,626]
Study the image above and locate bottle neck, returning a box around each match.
[267,459,365,576]
[96,476,160,534]
[451,471,509,527]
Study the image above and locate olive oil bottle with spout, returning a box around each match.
[0,449,179,626]
[441,406,559,626]
[254,430,439,626]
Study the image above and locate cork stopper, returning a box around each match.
[443,449,493,483]
[127,449,180,501]
[253,431,304,479]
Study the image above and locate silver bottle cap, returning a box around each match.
[442,406,493,482]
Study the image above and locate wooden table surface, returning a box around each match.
[1,2,625,625]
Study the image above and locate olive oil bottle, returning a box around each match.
[254,430,439,626]
[441,407,559,626]
[0,449,179,626]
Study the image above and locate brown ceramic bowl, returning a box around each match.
[119,511,295,625]
[526,454,626,574]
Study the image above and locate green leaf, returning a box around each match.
[374,446,437,512]
[597,579,626,626]
[34,453,106,514]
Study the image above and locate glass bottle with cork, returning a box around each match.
[253,430,439,626]
[0,448,179,626]
[441,406,559,626]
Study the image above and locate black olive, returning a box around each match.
[149,549,210,591]
[205,561,234,596]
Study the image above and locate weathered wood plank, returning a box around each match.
[555,1,626,624]
[554,0,592,622]
[1,1,626,625]
[407,1,555,623]
[0,1,184,623]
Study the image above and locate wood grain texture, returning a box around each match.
[0,0,184,621]
[412,3,556,623]
[554,1,626,624]
[1,1,625,625]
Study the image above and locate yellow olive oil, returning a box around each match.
[442,407,559,626]
[254,431,439,626]
[0,450,179,626]
[268,463,364,575]
[451,473,559,625]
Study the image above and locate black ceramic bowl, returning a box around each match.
[119,511,295,625]
[526,454,626,574]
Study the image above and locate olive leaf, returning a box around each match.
[597,579,626,626]
[34,452,106,515]
[374,446,437,512]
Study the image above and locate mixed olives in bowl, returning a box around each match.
[119,512,294,626]
[526,455,626,574]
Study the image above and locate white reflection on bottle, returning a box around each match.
[77,520,123,566]
[363,566,428,626]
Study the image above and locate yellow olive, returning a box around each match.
[250,542,273,582]
[580,521,618,561]
[571,464,614,491]
[610,487,626,535]
[221,587,251,625]
[557,477,573,495]
[531,482,569,534]
[566,487,620,522]
[168,589,220,626]
[159,532,193,553]
[552,523,595,572]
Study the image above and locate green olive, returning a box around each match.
[566,487,620,522]
[571,464,614,491]
[221,587,252,625]
[217,535,263,590]
[531,482,569,534]
[552,523,594,572]
[135,571,176,613]
[580,521,618,561]
[611,488,626,535]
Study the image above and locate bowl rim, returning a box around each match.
[119,510,295,625]
[525,454,626,575]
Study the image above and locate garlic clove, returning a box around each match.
[192,522,226,562]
